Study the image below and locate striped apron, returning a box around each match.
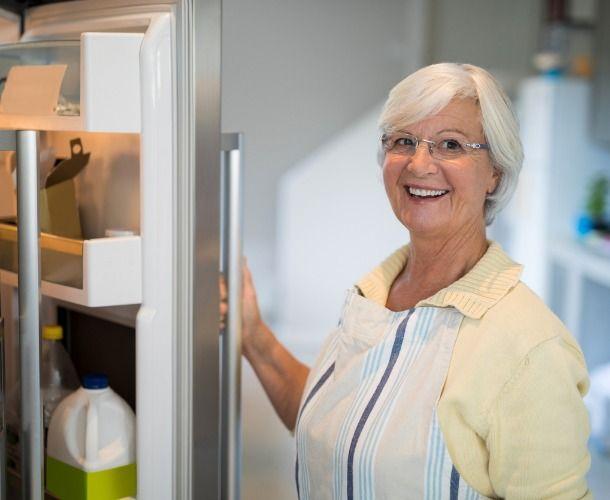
[295,288,485,499]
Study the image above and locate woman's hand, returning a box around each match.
[219,258,264,351]
[241,259,264,349]
[219,274,228,330]
[219,257,309,430]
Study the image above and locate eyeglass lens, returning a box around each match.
[382,133,467,160]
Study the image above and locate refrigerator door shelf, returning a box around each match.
[0,223,141,306]
[0,32,142,133]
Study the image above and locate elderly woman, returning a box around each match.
[233,63,591,499]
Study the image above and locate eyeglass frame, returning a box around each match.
[380,132,490,160]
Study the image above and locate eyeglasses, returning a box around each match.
[380,132,489,161]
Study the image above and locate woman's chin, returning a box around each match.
[405,224,447,239]
[399,212,450,238]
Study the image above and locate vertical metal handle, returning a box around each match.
[16,130,43,500]
[220,132,243,500]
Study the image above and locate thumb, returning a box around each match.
[242,256,254,285]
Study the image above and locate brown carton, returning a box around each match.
[0,138,89,239]
[0,153,15,220]
[39,138,89,239]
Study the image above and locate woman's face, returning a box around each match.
[382,98,498,241]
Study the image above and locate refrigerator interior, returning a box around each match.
[1,130,141,479]
[0,1,179,498]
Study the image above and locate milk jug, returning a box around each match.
[46,374,136,500]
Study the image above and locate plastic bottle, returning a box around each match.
[6,325,79,475]
[41,324,80,433]
[46,373,136,500]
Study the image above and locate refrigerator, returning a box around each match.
[0,1,243,499]
[502,77,610,337]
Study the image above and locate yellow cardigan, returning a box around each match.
[356,241,591,499]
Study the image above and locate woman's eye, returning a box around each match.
[396,137,416,147]
[440,139,463,151]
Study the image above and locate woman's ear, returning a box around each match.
[487,167,500,195]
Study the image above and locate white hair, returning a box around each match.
[377,62,523,225]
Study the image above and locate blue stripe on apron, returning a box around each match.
[358,307,434,499]
[346,309,414,500]
[296,361,336,499]
[334,327,388,500]
[450,466,460,500]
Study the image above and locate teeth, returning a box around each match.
[408,187,448,197]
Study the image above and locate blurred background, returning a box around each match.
[221,0,610,497]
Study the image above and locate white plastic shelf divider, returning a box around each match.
[81,32,142,133]
[549,238,610,340]
[550,238,610,289]
[0,235,142,307]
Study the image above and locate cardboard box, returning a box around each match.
[0,153,15,220]
[39,138,89,239]
[0,138,89,239]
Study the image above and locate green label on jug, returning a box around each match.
[46,456,136,500]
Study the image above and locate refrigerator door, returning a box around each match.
[174,1,224,498]
[0,1,226,498]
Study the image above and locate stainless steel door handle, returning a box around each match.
[220,132,243,500]
[16,131,43,500]
[0,130,43,500]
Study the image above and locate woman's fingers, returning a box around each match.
[219,274,228,330]
[239,257,263,342]
[242,258,257,298]
[219,274,227,299]
[242,257,251,282]
[217,257,262,337]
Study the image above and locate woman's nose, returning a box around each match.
[406,143,438,176]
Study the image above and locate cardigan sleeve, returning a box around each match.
[486,336,592,499]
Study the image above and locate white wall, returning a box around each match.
[426,0,543,97]
[222,0,418,319]
[275,106,408,354]
[223,0,544,322]
[224,3,428,496]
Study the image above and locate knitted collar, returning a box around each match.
[355,241,523,319]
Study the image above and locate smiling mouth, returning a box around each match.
[405,186,449,199]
